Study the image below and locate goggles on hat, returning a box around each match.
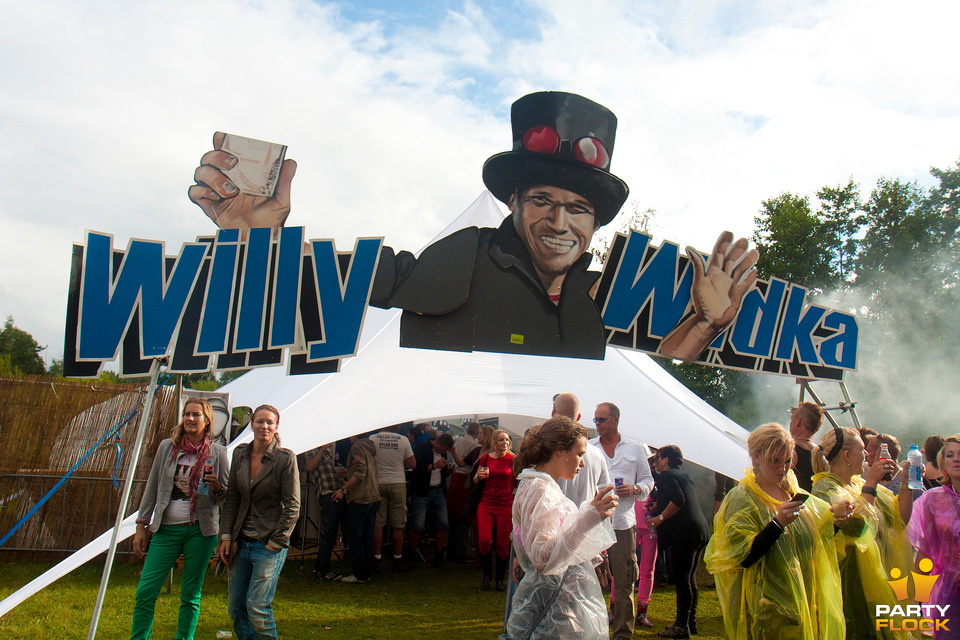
[522,126,610,170]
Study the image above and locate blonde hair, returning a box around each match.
[811,426,862,474]
[479,424,496,453]
[170,397,214,446]
[936,435,960,485]
[748,423,793,467]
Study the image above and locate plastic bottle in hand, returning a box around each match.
[907,445,924,490]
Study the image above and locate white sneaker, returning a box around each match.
[339,574,368,584]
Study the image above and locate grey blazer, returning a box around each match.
[219,439,300,549]
[136,439,230,537]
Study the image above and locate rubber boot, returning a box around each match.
[494,555,507,592]
[480,552,493,591]
[635,601,653,628]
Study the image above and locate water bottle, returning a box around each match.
[907,445,924,490]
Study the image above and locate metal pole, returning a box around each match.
[87,359,163,640]
[839,381,863,430]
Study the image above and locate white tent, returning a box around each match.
[0,191,750,618]
[221,191,751,478]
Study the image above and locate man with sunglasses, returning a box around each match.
[590,401,654,640]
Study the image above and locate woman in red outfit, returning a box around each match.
[475,429,517,591]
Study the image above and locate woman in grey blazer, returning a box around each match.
[131,397,230,640]
[218,404,300,640]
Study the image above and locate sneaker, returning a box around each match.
[322,571,342,581]
[391,558,409,572]
[339,574,368,584]
[372,557,383,573]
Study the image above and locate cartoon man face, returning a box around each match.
[510,185,597,284]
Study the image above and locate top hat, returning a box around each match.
[482,91,629,227]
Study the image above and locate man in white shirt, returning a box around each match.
[370,425,415,571]
[554,393,610,507]
[590,402,654,640]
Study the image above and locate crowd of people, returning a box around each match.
[129,396,959,640]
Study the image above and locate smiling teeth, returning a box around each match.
[539,236,576,251]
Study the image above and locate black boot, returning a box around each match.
[432,546,446,568]
[480,553,493,591]
[494,555,507,592]
[657,626,689,639]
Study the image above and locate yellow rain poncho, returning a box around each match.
[873,484,914,581]
[811,472,919,640]
[705,470,844,640]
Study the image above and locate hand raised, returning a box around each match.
[188,132,297,234]
[687,231,758,330]
[591,485,618,518]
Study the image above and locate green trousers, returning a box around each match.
[130,523,219,640]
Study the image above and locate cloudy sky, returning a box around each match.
[2,0,959,365]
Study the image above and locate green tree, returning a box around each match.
[0,316,46,375]
[47,357,64,377]
[752,193,835,291]
[816,178,864,283]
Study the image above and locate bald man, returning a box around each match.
[554,393,611,507]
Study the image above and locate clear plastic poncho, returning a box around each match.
[705,469,845,640]
[811,472,919,640]
[505,468,616,640]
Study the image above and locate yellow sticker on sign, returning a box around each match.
[510,334,524,345]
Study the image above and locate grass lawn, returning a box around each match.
[0,557,727,639]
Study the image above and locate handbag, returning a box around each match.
[464,453,489,517]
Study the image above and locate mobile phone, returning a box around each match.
[790,493,810,504]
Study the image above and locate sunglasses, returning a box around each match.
[593,417,609,424]
[522,126,610,170]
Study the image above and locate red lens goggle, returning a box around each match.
[521,126,610,170]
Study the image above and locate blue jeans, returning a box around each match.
[345,501,380,581]
[228,539,288,640]
[408,487,449,531]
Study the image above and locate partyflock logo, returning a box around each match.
[875,558,950,633]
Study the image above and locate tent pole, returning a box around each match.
[87,358,163,640]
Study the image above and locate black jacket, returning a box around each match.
[410,441,451,497]
[652,467,710,546]
[370,218,606,359]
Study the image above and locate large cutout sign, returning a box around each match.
[62,92,859,381]
[63,223,857,381]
